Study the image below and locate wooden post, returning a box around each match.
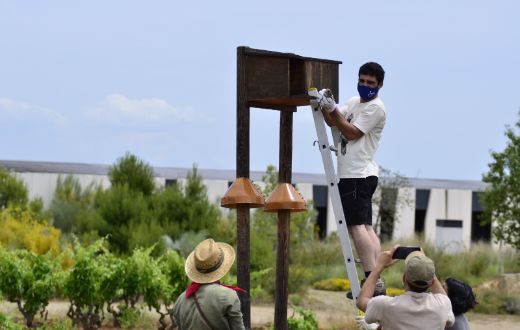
[274,108,294,330]
[236,47,251,329]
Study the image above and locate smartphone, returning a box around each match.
[392,246,421,260]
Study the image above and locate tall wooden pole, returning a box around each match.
[236,47,251,329]
[274,108,294,330]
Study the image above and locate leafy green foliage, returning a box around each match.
[49,175,103,239]
[247,165,319,297]
[481,112,520,249]
[94,184,151,254]
[0,168,29,209]
[159,250,189,304]
[0,314,24,330]
[0,248,60,327]
[373,167,413,242]
[63,239,114,329]
[151,166,220,241]
[287,307,319,330]
[38,319,75,330]
[109,153,155,196]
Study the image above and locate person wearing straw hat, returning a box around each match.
[173,239,245,330]
[356,246,455,330]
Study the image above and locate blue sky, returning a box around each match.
[0,0,518,181]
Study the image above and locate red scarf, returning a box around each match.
[185,282,246,298]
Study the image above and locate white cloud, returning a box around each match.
[84,94,198,125]
[0,98,66,125]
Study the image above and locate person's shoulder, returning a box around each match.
[210,284,240,300]
[431,293,452,305]
[368,295,394,306]
[366,97,386,112]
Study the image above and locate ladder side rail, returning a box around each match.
[310,104,361,302]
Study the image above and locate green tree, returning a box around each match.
[95,184,151,254]
[373,167,413,242]
[108,153,155,196]
[49,175,104,239]
[151,165,219,240]
[481,112,520,249]
[250,165,317,271]
[0,168,29,209]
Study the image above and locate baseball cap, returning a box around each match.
[404,251,435,288]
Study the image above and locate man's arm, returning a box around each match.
[356,268,383,312]
[227,295,246,330]
[430,275,448,295]
[356,245,399,312]
[325,109,364,140]
[321,108,335,127]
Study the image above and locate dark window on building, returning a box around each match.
[379,187,398,242]
[165,179,177,186]
[471,192,491,242]
[313,185,328,239]
[415,189,430,235]
[228,181,233,188]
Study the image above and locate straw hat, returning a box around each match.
[185,239,236,283]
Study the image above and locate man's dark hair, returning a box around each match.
[359,62,385,84]
[446,278,477,315]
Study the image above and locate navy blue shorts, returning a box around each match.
[338,176,378,226]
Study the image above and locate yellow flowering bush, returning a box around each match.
[0,207,61,255]
[386,287,405,296]
[313,278,351,291]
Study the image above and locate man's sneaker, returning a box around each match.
[346,278,386,300]
[374,278,386,296]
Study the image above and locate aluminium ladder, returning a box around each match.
[308,88,361,303]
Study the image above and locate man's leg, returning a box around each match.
[348,225,377,272]
[365,225,381,262]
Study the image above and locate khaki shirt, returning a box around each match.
[365,291,455,330]
[173,283,245,330]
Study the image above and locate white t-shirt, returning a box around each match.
[332,96,386,178]
[365,292,455,330]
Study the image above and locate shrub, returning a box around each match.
[0,167,28,208]
[0,207,61,255]
[152,166,220,241]
[38,318,76,330]
[0,314,24,330]
[289,267,314,294]
[0,248,60,327]
[64,239,114,330]
[386,287,405,296]
[157,250,188,330]
[287,307,319,330]
[313,278,350,291]
[49,175,104,239]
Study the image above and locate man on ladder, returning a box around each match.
[319,62,387,298]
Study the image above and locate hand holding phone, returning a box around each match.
[392,246,421,260]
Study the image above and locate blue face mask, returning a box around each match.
[357,84,379,101]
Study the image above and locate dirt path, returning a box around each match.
[2,290,520,330]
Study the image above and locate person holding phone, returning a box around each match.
[356,245,455,330]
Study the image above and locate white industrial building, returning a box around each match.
[0,160,491,251]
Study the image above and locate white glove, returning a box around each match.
[355,316,371,330]
[356,316,380,330]
[318,88,337,113]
